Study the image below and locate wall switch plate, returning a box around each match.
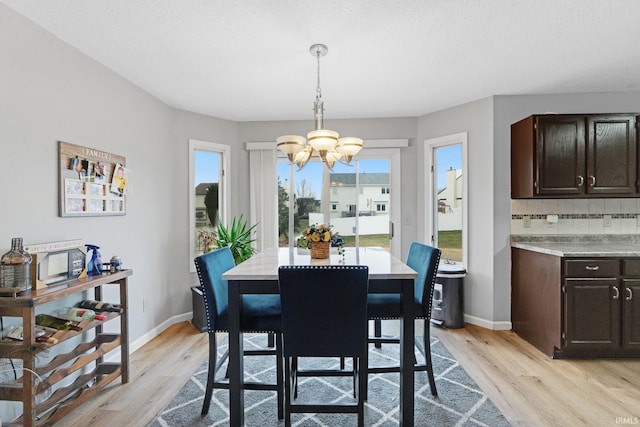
[523,215,531,228]
[603,214,612,227]
[143,299,149,312]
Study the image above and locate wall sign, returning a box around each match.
[58,141,128,217]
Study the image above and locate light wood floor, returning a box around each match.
[59,321,640,427]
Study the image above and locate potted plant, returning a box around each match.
[297,223,344,259]
[193,214,258,332]
[215,215,257,264]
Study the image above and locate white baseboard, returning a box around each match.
[464,314,512,331]
[104,311,195,363]
[129,312,194,354]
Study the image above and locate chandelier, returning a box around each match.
[277,44,363,170]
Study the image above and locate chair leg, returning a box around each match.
[201,333,217,416]
[292,357,298,399]
[423,319,438,396]
[374,319,382,348]
[352,357,357,398]
[268,331,275,348]
[276,333,284,420]
[357,357,365,427]
[284,356,292,427]
[362,326,369,401]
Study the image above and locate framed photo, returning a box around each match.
[59,141,128,217]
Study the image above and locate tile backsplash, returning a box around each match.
[511,198,640,235]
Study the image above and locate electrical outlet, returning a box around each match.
[143,299,149,312]
[603,214,612,227]
[523,215,531,228]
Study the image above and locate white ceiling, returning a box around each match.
[3,0,640,122]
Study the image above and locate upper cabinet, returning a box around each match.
[511,114,638,198]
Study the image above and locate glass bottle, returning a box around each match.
[35,314,82,331]
[0,237,32,291]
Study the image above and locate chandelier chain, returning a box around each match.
[316,47,322,101]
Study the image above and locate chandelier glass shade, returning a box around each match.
[277,44,363,170]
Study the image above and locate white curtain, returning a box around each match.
[249,149,278,252]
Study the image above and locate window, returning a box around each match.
[425,133,467,265]
[189,139,229,272]
[381,187,389,194]
[376,203,386,212]
[276,145,404,257]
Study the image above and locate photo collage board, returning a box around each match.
[58,141,129,217]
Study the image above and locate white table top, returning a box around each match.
[222,247,417,281]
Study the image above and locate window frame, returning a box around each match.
[424,132,468,266]
[188,139,230,272]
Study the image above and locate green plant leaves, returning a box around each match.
[216,214,257,264]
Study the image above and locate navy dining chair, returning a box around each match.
[365,242,441,396]
[194,247,284,418]
[278,265,369,427]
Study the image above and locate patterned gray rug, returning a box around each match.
[151,334,510,426]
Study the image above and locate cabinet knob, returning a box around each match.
[577,175,584,187]
[589,175,596,187]
[613,286,620,300]
[627,287,633,301]
[585,265,600,271]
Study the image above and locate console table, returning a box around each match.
[0,270,131,426]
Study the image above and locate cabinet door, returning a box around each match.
[586,115,637,194]
[623,279,640,349]
[563,279,620,350]
[536,116,585,195]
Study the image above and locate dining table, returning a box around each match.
[222,246,418,426]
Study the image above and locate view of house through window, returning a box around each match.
[193,149,222,257]
[433,143,463,262]
[278,158,391,251]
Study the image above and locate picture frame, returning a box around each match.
[58,141,127,217]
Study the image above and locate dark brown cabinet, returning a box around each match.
[511,114,638,198]
[512,248,640,358]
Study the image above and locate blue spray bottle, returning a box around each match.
[85,244,103,276]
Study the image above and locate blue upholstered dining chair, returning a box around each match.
[366,242,441,396]
[278,265,369,427]
[194,247,284,418]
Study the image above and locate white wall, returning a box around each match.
[0,4,237,349]
[417,98,498,328]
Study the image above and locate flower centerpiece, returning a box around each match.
[297,223,344,259]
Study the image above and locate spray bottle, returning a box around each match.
[85,244,103,276]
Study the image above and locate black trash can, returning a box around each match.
[191,286,207,332]
[431,263,466,328]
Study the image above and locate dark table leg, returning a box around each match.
[228,279,245,426]
[119,278,129,383]
[399,278,414,427]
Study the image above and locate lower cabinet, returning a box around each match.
[512,249,640,358]
[623,279,640,349]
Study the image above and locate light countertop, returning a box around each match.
[511,235,640,257]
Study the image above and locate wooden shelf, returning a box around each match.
[0,270,131,426]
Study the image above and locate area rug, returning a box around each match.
[151,334,510,427]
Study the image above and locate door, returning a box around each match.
[536,115,585,195]
[586,115,637,194]
[277,148,401,257]
[426,133,467,265]
[623,279,640,349]
[563,279,620,350]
